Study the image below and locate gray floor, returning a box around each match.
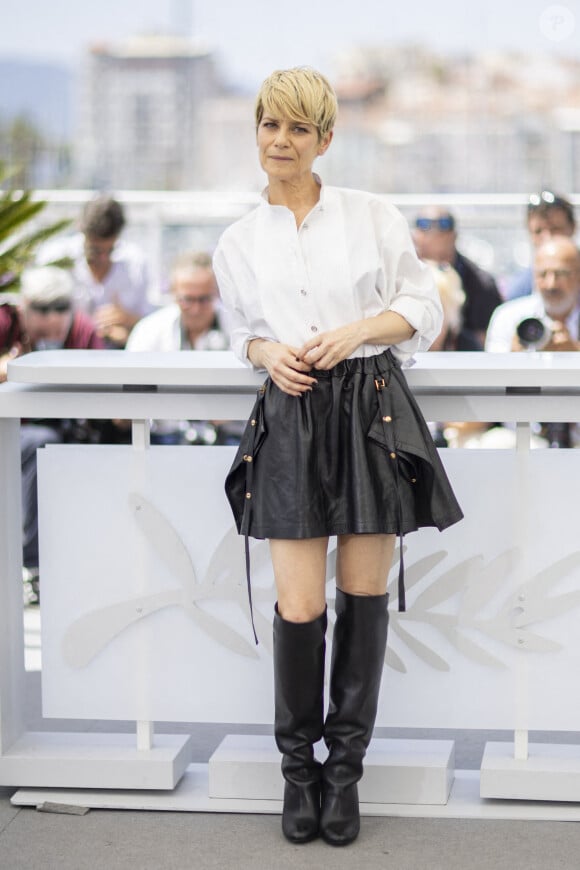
[2,633,580,869]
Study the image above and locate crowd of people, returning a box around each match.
[0,189,578,603]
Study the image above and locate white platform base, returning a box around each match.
[209,735,454,805]
[11,767,580,821]
[481,741,580,802]
[0,731,192,790]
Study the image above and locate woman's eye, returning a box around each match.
[294,126,308,134]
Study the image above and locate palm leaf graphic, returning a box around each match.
[129,494,258,657]
[516,552,580,599]
[460,548,520,620]
[447,627,506,670]
[484,625,561,653]
[390,621,450,671]
[513,590,580,628]
[412,556,484,611]
[385,646,407,673]
[62,590,180,668]
[400,550,448,590]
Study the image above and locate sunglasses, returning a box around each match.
[528,191,569,211]
[415,216,455,232]
[29,300,72,315]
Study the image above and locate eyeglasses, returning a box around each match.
[28,300,72,315]
[175,294,215,307]
[415,216,455,232]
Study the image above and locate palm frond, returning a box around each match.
[0,164,71,292]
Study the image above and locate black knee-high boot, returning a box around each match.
[321,589,389,846]
[273,604,327,844]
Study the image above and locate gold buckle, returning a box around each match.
[374,377,385,390]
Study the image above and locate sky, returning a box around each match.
[1,0,579,87]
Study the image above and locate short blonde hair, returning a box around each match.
[255,67,337,139]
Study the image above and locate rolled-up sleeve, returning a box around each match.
[381,213,443,360]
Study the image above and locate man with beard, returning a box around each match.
[485,236,580,448]
[485,236,580,353]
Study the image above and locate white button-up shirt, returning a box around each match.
[213,181,442,368]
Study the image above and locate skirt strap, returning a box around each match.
[241,384,267,645]
[374,373,406,612]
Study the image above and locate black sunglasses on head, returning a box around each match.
[415,216,455,232]
[29,300,72,315]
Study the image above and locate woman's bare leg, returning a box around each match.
[269,537,329,622]
[336,533,396,596]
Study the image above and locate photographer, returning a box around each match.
[485,236,580,448]
[485,236,580,354]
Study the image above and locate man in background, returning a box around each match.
[126,252,226,352]
[413,207,502,349]
[127,252,240,445]
[504,191,576,301]
[0,267,104,603]
[39,195,152,347]
[486,236,580,448]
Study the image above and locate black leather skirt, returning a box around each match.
[225,350,463,544]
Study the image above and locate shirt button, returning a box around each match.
[310,325,318,333]
[300,289,307,296]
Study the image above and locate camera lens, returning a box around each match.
[516,317,546,348]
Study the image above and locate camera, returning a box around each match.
[516,317,551,350]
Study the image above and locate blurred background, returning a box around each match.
[1,0,579,286]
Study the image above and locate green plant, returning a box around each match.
[0,161,71,292]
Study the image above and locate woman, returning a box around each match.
[213,67,462,847]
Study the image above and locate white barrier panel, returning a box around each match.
[38,444,580,732]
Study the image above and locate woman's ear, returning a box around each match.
[318,130,333,156]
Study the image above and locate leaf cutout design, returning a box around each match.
[460,549,520,620]
[519,552,580,599]
[129,492,197,590]
[448,628,506,670]
[62,590,180,668]
[400,551,448,590]
[412,556,485,611]
[205,527,247,586]
[186,606,259,659]
[391,621,450,671]
[385,646,407,673]
[513,591,580,628]
[484,626,561,653]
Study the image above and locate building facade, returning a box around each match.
[75,35,218,190]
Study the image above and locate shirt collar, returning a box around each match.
[260,174,325,211]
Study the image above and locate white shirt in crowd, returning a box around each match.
[126,302,229,352]
[213,180,442,368]
[485,294,580,352]
[38,233,152,318]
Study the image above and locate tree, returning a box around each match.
[0,162,71,293]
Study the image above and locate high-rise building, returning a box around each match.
[75,34,218,190]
